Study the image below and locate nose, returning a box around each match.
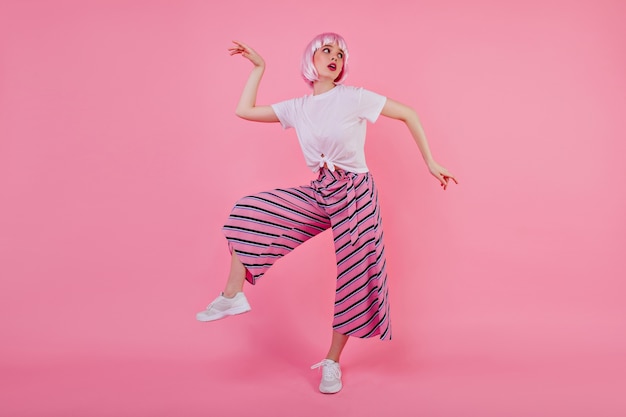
[331,56,337,61]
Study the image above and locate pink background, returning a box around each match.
[1,0,625,416]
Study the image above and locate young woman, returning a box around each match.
[197,33,457,394]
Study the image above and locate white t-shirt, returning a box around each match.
[271,85,387,173]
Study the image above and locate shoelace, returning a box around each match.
[310,359,341,379]
[205,293,230,310]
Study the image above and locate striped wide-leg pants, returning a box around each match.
[223,168,391,340]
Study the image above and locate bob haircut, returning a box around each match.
[301,32,350,87]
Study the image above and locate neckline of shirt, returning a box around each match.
[309,84,343,100]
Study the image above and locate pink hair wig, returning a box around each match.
[301,32,350,87]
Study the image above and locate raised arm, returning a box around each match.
[381,98,458,190]
[228,41,279,123]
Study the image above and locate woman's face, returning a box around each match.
[313,43,345,82]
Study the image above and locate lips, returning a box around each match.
[328,63,337,71]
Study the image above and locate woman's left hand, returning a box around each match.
[427,161,458,190]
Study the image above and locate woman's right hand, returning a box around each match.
[229,41,265,68]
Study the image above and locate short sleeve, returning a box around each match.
[271,99,296,130]
[358,88,387,123]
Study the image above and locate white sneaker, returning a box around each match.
[311,359,342,394]
[196,292,251,322]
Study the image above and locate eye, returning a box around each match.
[338,52,343,59]
[322,47,330,53]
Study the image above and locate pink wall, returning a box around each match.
[1,0,625,415]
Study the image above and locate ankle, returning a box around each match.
[222,290,240,298]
